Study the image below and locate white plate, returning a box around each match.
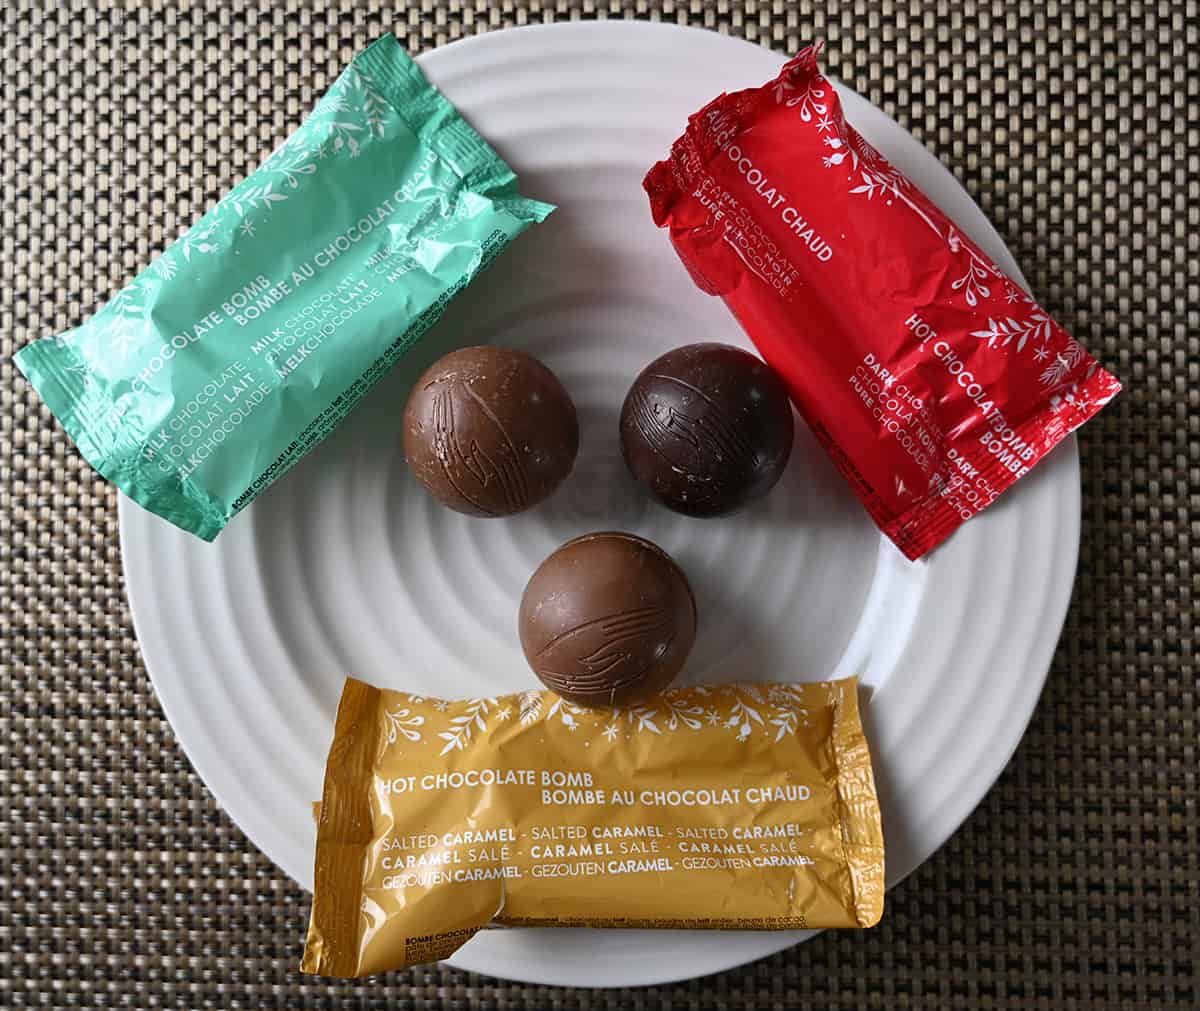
[120,21,1079,988]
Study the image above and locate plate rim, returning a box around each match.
[119,19,1079,988]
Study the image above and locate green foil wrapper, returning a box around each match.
[15,35,553,540]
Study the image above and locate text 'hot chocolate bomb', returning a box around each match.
[403,346,579,516]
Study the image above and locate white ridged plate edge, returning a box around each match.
[119,21,1079,988]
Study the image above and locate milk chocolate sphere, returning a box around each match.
[620,343,794,517]
[404,346,579,516]
[518,532,697,707]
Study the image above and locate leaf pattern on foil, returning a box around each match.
[383,706,425,745]
[424,684,824,744]
[437,697,493,755]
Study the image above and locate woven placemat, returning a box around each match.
[2,1,1197,1008]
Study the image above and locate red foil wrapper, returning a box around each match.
[644,47,1120,560]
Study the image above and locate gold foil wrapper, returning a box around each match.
[302,677,884,978]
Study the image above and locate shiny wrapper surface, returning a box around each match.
[15,35,551,540]
[644,47,1120,559]
[302,677,884,977]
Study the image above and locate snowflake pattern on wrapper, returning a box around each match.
[383,683,824,750]
[792,45,1077,385]
[101,58,394,345]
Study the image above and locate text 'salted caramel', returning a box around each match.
[302,677,884,977]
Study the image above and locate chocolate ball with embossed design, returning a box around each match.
[620,343,794,517]
[404,346,579,516]
[519,532,697,707]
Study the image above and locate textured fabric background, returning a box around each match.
[1,1,1197,1008]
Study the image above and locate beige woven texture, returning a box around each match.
[1,1,1197,1008]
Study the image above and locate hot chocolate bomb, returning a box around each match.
[620,343,794,516]
[519,532,697,707]
[403,346,579,516]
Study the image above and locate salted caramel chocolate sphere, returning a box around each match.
[403,346,579,516]
[620,343,794,517]
[518,532,697,707]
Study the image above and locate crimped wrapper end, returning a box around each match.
[302,677,886,976]
[831,679,886,927]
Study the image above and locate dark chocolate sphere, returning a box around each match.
[620,343,794,517]
[403,346,579,516]
[518,532,697,707]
